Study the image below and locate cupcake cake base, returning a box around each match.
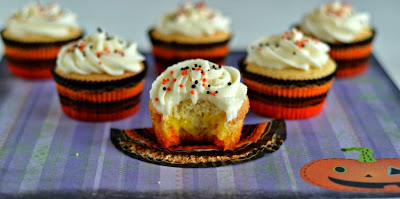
[111,119,286,168]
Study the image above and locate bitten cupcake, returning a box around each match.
[1,2,83,79]
[240,29,337,119]
[52,29,146,121]
[148,1,231,74]
[149,59,249,150]
[298,1,374,77]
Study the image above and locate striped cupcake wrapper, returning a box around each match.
[328,29,375,78]
[51,63,147,121]
[1,29,83,79]
[148,28,230,74]
[240,59,336,119]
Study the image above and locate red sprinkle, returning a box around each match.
[202,78,207,82]
[202,83,205,87]
[155,98,159,102]
[173,78,177,82]
[66,49,72,53]
[179,84,184,88]
[191,90,195,95]
[98,61,102,65]
[96,52,102,57]
[202,72,206,75]
[167,87,171,91]
[170,71,174,75]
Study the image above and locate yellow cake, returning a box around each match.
[149,59,249,150]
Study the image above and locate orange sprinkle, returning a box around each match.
[191,90,195,95]
[96,52,102,57]
[202,72,205,75]
[316,39,320,44]
[98,61,102,65]
[202,78,207,82]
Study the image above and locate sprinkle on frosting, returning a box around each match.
[155,1,230,37]
[6,2,79,38]
[299,1,370,43]
[56,28,145,76]
[150,59,247,122]
[246,29,330,70]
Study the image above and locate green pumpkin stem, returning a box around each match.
[341,147,377,163]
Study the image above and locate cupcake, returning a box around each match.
[148,1,231,74]
[52,29,146,121]
[298,1,374,77]
[149,59,249,150]
[240,29,337,119]
[1,2,83,79]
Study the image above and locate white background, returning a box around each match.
[0,0,399,88]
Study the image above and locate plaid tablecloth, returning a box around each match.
[0,52,399,198]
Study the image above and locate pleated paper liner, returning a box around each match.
[321,29,375,78]
[52,62,147,121]
[1,29,83,79]
[239,58,336,119]
[148,28,230,74]
[110,119,287,168]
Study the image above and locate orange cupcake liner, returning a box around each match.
[243,77,333,98]
[152,44,229,60]
[61,103,140,122]
[250,99,326,119]
[4,44,62,61]
[54,80,145,103]
[335,58,369,78]
[329,43,372,60]
[8,60,53,79]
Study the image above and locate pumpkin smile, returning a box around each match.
[328,177,400,188]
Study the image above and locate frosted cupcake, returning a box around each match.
[240,29,337,119]
[148,1,231,74]
[1,2,83,79]
[149,59,249,150]
[52,29,146,121]
[298,1,374,77]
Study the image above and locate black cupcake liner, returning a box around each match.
[110,119,287,168]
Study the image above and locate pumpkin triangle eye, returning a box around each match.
[388,166,400,175]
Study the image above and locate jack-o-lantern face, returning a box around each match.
[301,147,400,193]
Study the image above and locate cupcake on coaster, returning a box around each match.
[240,29,337,119]
[298,1,374,77]
[52,28,146,121]
[148,1,231,74]
[1,2,83,79]
[149,59,249,150]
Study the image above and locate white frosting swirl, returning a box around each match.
[150,59,247,122]
[300,1,370,43]
[56,29,145,76]
[155,1,230,37]
[246,29,330,70]
[6,2,80,38]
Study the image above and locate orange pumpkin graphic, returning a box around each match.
[300,147,400,193]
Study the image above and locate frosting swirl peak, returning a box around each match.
[56,29,145,76]
[300,1,370,43]
[246,29,330,70]
[150,59,247,122]
[6,2,80,38]
[155,1,230,37]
